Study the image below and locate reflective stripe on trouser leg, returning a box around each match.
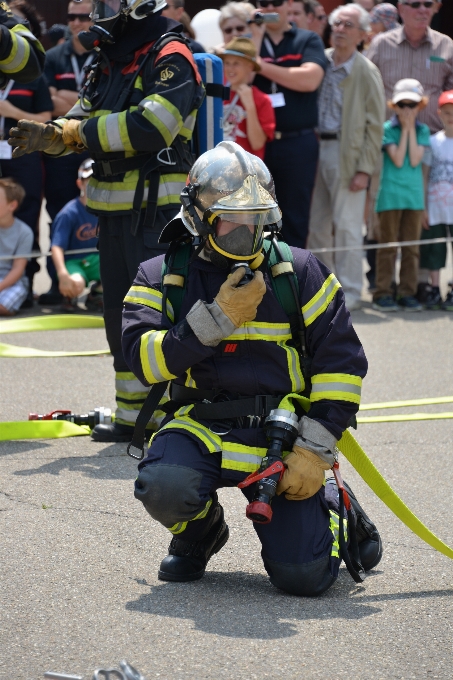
[168,497,213,535]
[115,371,168,428]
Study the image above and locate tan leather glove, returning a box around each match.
[61,119,86,152]
[214,266,266,328]
[277,445,331,500]
[8,120,65,158]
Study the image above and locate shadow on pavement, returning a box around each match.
[11,443,135,480]
[0,440,51,457]
[125,570,388,638]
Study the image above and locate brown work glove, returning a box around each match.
[61,119,86,152]
[8,120,65,158]
[277,445,331,501]
[214,266,266,328]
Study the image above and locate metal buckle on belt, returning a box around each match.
[274,131,282,140]
[157,147,177,165]
[94,160,114,177]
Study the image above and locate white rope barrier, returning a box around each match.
[1,236,453,260]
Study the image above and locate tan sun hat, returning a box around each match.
[220,37,261,72]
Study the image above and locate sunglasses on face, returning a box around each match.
[403,1,434,8]
[257,0,285,8]
[333,19,357,29]
[223,25,247,34]
[67,13,92,21]
[396,101,418,108]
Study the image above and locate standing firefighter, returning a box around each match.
[8,0,204,442]
[122,141,382,595]
[0,2,44,86]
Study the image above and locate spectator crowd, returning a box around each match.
[0,0,452,316]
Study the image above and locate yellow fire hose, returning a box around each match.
[0,314,109,357]
[1,317,453,562]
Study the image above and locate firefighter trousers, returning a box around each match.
[134,430,344,596]
[98,209,176,425]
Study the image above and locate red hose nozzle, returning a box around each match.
[245,501,273,524]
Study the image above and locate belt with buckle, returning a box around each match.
[273,129,313,141]
[319,132,340,140]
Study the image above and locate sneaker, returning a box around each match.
[442,289,453,311]
[85,290,103,312]
[425,287,442,310]
[397,296,422,312]
[60,297,79,313]
[372,295,399,312]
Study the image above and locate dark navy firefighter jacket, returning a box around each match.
[122,247,367,480]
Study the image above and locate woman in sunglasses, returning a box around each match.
[373,78,431,312]
[218,1,255,49]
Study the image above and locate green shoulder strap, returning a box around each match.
[161,241,192,324]
[262,237,299,322]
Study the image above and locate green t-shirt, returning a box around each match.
[376,117,431,213]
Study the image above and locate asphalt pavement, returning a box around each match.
[1,300,452,680]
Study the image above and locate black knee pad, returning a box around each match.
[264,555,336,597]
[134,464,204,528]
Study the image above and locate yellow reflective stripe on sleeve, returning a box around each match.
[168,498,213,535]
[310,373,362,404]
[179,110,197,140]
[140,94,183,146]
[97,111,133,153]
[302,273,341,327]
[0,26,30,73]
[139,329,176,384]
[124,285,174,323]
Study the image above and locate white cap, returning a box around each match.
[78,158,94,180]
[392,78,424,104]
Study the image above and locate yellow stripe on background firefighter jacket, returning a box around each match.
[122,246,368,481]
[0,3,45,85]
[51,15,203,217]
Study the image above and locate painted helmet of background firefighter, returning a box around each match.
[159,141,282,267]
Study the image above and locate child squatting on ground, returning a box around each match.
[0,178,33,316]
[420,90,453,311]
[373,78,431,313]
[50,158,103,313]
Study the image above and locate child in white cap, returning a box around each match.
[373,78,430,312]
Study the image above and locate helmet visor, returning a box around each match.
[92,0,122,21]
[210,208,281,228]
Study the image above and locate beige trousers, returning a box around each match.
[308,140,366,304]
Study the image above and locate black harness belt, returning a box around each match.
[92,137,194,236]
[169,384,283,420]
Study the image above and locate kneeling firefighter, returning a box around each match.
[122,141,382,596]
[8,0,204,442]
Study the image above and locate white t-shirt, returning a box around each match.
[424,130,453,226]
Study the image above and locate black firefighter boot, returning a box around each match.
[343,480,383,571]
[91,421,135,442]
[158,495,229,582]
